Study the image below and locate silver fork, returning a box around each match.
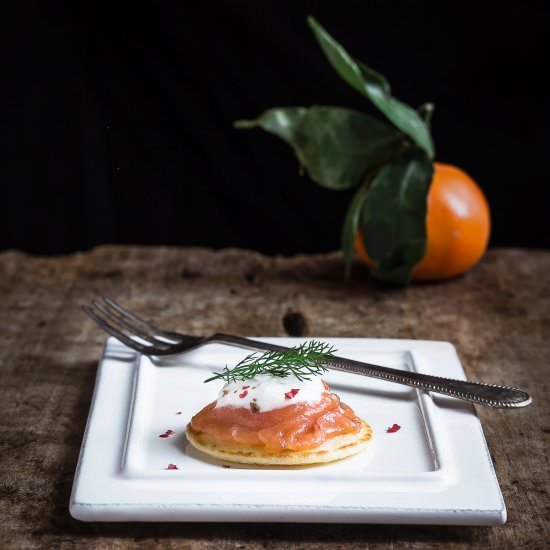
[82,297,532,409]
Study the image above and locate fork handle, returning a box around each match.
[208,333,532,409]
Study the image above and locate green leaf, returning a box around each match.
[360,149,433,285]
[307,16,435,160]
[235,106,404,190]
[341,182,371,279]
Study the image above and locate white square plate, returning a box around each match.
[70,337,506,524]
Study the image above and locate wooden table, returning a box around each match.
[1,246,549,549]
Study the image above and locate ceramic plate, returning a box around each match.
[70,337,506,524]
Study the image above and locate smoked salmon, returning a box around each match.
[190,382,362,452]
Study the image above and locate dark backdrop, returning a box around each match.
[3,1,548,255]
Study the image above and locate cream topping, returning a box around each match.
[214,373,325,412]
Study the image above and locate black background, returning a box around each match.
[3,1,548,255]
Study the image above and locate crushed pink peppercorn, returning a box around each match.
[284,388,300,400]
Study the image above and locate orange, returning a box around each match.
[355,163,491,281]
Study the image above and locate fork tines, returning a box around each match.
[82,296,183,354]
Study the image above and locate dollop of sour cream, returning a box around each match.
[215,373,326,412]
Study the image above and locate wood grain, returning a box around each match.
[1,246,549,549]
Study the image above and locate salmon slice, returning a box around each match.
[190,384,362,452]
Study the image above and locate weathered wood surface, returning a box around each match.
[0,246,549,549]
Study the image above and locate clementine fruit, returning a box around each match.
[356,163,491,281]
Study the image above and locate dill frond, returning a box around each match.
[204,340,335,384]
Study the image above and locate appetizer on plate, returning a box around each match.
[186,342,373,466]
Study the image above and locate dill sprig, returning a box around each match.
[204,340,336,384]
